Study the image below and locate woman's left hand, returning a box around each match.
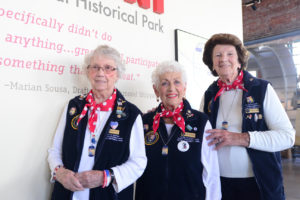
[75,170,103,188]
[206,129,250,150]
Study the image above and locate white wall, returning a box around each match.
[0,0,243,199]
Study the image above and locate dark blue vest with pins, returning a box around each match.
[51,90,141,200]
[135,99,207,200]
[203,70,285,200]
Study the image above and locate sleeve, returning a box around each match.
[248,84,295,152]
[47,105,67,182]
[201,121,222,200]
[111,114,147,192]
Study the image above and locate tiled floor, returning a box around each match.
[282,158,300,200]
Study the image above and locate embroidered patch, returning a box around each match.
[71,114,80,130]
[69,107,76,116]
[246,96,254,104]
[106,134,123,142]
[145,131,159,145]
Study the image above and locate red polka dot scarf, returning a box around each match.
[153,102,185,134]
[77,89,116,133]
[214,70,248,101]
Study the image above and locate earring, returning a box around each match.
[156,97,159,102]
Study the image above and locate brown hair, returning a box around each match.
[202,33,249,76]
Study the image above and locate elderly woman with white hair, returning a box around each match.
[48,45,147,200]
[135,61,221,200]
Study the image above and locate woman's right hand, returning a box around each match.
[56,167,84,192]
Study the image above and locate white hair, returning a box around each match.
[83,45,125,78]
[152,60,187,88]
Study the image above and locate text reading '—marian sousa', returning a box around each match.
[55,0,164,33]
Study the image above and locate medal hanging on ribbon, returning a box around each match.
[88,133,96,157]
[162,145,168,156]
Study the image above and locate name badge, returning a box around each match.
[109,129,120,135]
[184,132,196,138]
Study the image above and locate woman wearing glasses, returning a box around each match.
[48,45,147,200]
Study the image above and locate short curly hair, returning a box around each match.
[202,33,249,76]
[152,60,187,89]
[83,45,125,78]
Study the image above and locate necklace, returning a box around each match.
[220,90,238,130]
[159,124,176,156]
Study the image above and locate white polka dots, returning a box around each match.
[77,89,117,134]
[152,102,185,134]
[215,71,248,101]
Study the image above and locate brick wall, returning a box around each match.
[243,0,300,42]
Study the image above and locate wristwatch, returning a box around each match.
[109,169,115,184]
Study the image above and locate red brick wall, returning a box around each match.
[243,0,300,42]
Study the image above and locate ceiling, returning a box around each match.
[246,43,298,124]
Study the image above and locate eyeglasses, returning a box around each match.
[87,64,117,74]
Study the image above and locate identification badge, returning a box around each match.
[222,121,228,130]
[88,145,95,157]
[162,145,168,156]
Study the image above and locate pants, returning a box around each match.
[221,177,261,200]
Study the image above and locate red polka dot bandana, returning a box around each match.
[77,89,116,133]
[214,70,248,101]
[153,102,185,134]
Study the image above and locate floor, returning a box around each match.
[282,158,300,200]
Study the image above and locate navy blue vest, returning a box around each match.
[203,70,285,200]
[51,90,141,200]
[135,99,207,200]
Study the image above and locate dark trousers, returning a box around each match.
[221,177,261,200]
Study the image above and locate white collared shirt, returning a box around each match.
[48,104,147,199]
[200,84,295,177]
